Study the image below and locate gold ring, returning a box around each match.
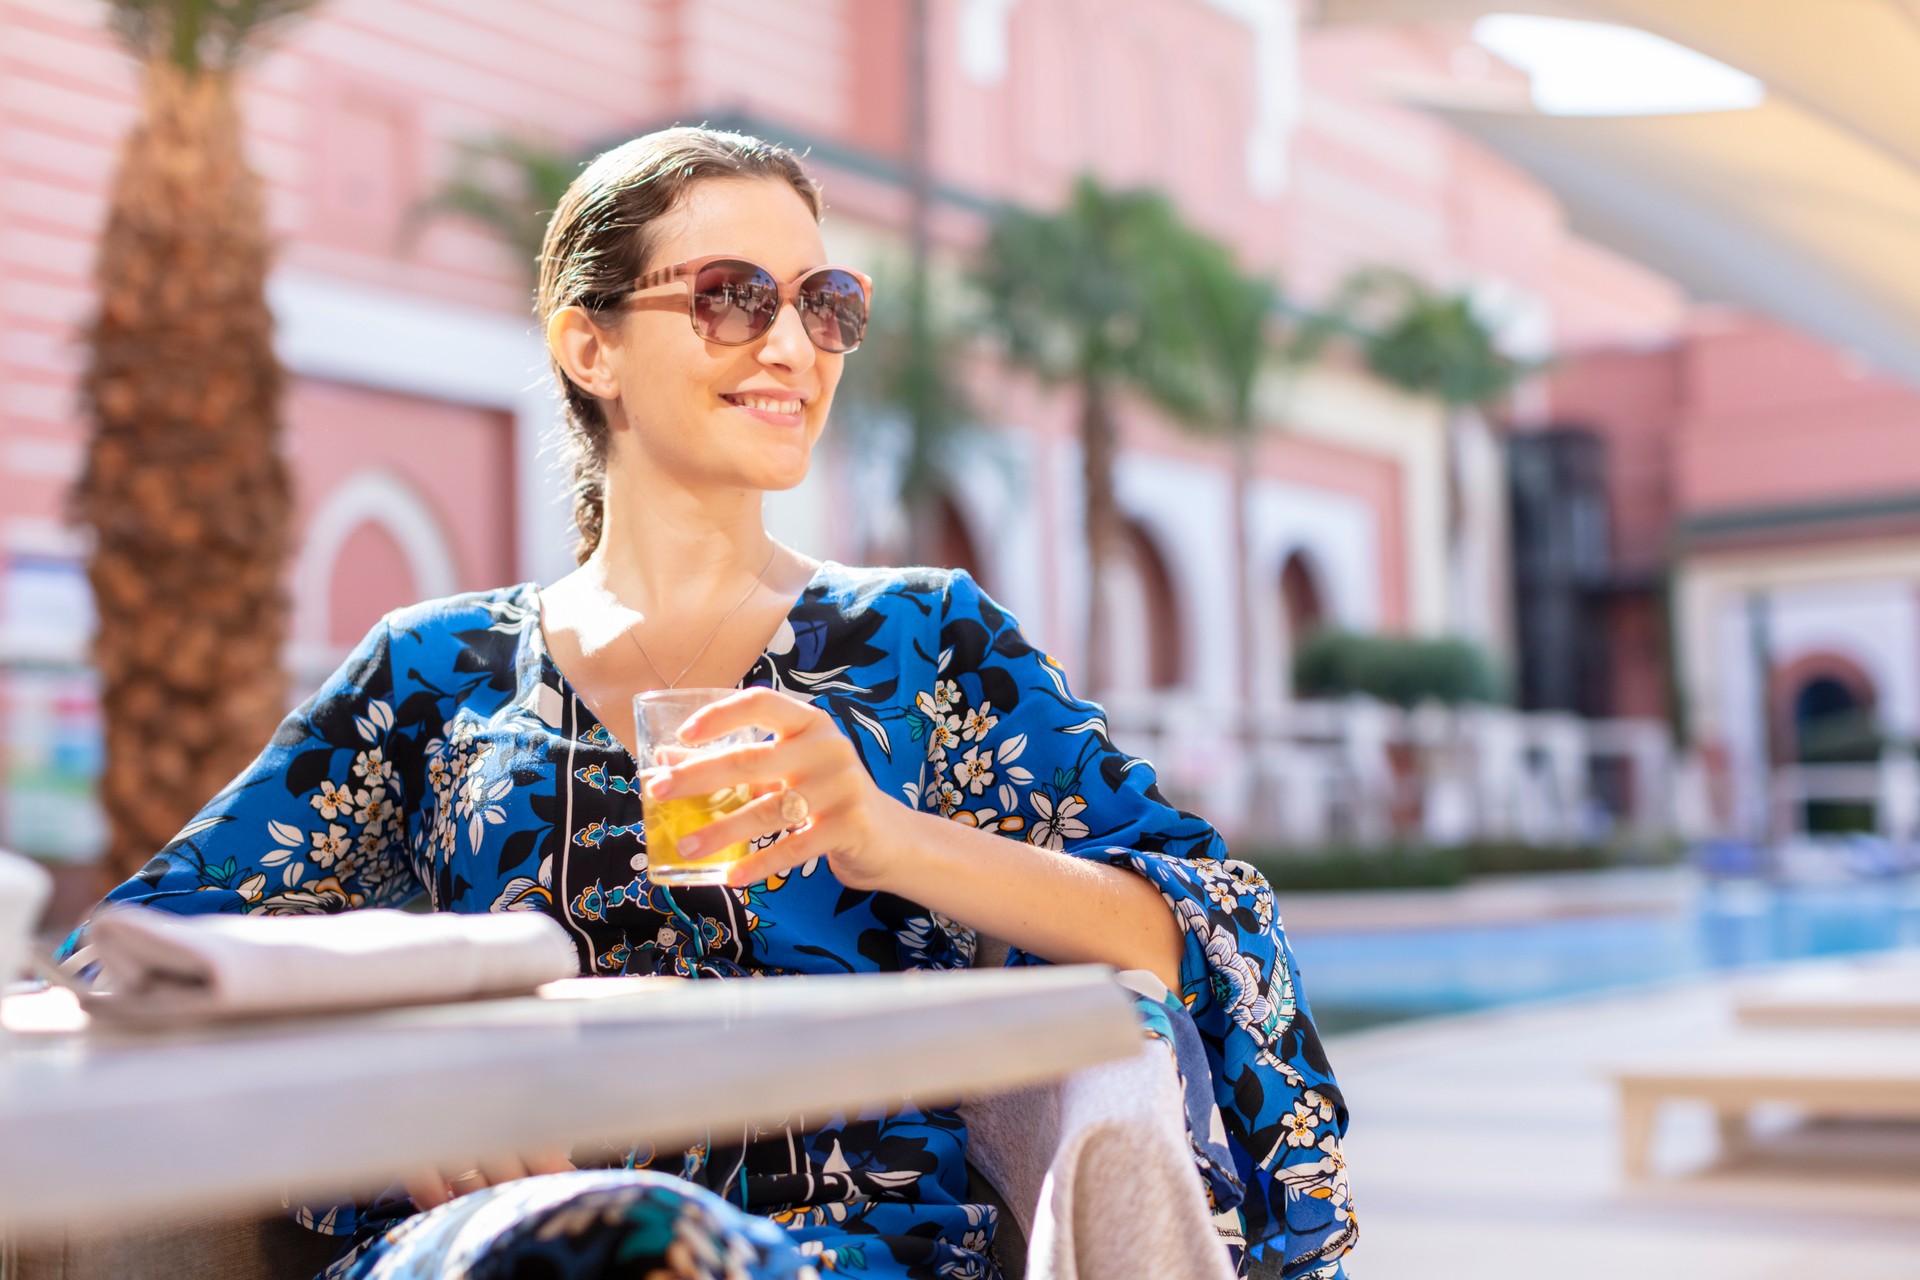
[778,789,811,828]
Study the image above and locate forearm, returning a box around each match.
[874,805,1186,991]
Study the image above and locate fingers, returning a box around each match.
[677,687,816,745]
[404,1167,454,1210]
[523,1147,577,1176]
[478,1153,530,1187]
[404,1149,576,1210]
[676,788,808,861]
[649,731,838,803]
[725,820,821,888]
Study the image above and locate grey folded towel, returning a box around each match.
[79,905,579,1025]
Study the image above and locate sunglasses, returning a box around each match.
[600,255,874,354]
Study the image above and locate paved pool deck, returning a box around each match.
[1276,866,1693,935]
[1325,960,1920,1280]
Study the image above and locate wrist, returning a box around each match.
[861,801,938,897]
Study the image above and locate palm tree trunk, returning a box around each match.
[1232,428,1257,744]
[1080,377,1117,697]
[76,58,291,882]
[901,0,933,567]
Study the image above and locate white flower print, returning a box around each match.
[959,701,999,742]
[1279,1105,1320,1148]
[354,821,387,859]
[935,778,965,815]
[456,768,487,820]
[916,690,963,760]
[955,744,995,795]
[1205,877,1239,912]
[309,782,353,821]
[308,823,350,869]
[1027,792,1090,849]
[352,746,395,791]
[351,788,388,826]
[932,678,960,711]
[1302,1088,1335,1123]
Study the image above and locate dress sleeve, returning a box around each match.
[920,571,1356,1279]
[57,616,424,961]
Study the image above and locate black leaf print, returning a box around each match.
[283,747,336,798]
[495,827,537,878]
[792,944,855,972]
[976,664,1019,712]
[938,616,991,671]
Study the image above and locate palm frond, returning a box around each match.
[107,0,321,73]
[409,134,585,275]
[1314,266,1535,409]
[836,262,991,504]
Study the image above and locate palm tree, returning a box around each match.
[1320,267,1533,635]
[76,0,318,882]
[1169,235,1284,732]
[1331,267,1527,410]
[831,262,987,560]
[971,178,1206,695]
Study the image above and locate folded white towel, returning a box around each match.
[81,906,580,1025]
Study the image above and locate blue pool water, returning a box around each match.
[1286,878,1920,1034]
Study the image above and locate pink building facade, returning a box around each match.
[1,0,1685,859]
[1548,314,1920,841]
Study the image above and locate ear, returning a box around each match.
[547,306,622,401]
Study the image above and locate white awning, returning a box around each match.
[1316,0,1920,169]
[1311,1,1920,384]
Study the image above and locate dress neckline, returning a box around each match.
[523,560,837,745]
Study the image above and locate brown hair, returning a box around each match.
[536,126,823,563]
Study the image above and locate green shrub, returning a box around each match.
[1241,840,1677,893]
[1292,630,1504,706]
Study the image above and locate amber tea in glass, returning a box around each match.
[633,689,761,886]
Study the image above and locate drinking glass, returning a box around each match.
[633,690,761,886]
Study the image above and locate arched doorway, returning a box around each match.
[1104,518,1184,693]
[1772,653,1879,833]
[926,491,986,589]
[1280,550,1325,640]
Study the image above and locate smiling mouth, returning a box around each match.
[722,393,805,416]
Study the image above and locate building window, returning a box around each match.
[1104,519,1184,693]
[1281,549,1326,642]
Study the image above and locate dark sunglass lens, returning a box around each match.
[797,270,869,352]
[692,261,779,344]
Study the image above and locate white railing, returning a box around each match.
[1103,694,1680,852]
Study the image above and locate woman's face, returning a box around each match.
[597,177,842,496]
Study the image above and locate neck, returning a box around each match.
[591,495,779,617]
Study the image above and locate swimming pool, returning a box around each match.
[1287,878,1920,1034]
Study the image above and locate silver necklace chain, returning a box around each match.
[626,543,779,690]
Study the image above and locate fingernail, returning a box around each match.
[648,772,674,798]
[678,833,705,857]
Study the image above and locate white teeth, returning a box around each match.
[732,395,801,415]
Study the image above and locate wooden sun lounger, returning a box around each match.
[1615,1030,1920,1177]
[1734,954,1920,1029]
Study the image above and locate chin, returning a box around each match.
[742,454,812,492]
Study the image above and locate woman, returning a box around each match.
[65,128,1354,1280]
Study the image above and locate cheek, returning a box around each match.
[621,319,727,407]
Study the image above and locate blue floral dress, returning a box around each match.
[67,562,1355,1279]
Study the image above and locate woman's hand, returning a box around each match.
[644,687,909,892]
[403,1148,575,1210]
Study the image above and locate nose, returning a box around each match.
[756,299,817,374]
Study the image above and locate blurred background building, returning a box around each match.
[0,0,1663,865]
[2,0,1915,869]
